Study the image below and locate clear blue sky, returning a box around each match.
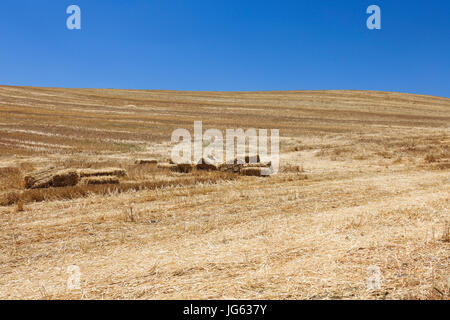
[0,0,449,97]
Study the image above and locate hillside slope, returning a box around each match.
[0,86,448,299]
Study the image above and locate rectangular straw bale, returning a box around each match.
[135,159,158,165]
[240,167,272,177]
[78,168,127,178]
[82,176,120,185]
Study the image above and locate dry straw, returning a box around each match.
[82,176,120,185]
[0,86,448,299]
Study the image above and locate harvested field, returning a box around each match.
[0,85,449,300]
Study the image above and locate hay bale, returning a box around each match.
[135,159,158,165]
[157,163,177,170]
[176,163,194,173]
[25,176,50,189]
[24,175,51,189]
[219,163,243,173]
[52,170,79,188]
[240,167,272,177]
[24,167,55,189]
[25,168,79,189]
[196,157,218,171]
[158,163,194,173]
[78,168,127,178]
[82,176,119,185]
[431,161,450,170]
[197,162,218,171]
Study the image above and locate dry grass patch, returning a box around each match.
[0,166,23,191]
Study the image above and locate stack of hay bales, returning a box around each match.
[135,159,158,165]
[25,167,54,189]
[78,167,126,185]
[240,167,273,177]
[52,170,80,187]
[82,176,120,185]
[156,154,273,177]
[218,163,243,173]
[157,163,194,173]
[218,154,272,176]
[196,155,219,171]
[161,155,221,172]
[25,168,79,189]
[218,155,255,173]
[240,160,273,177]
[157,163,177,170]
[78,168,127,178]
[24,167,128,189]
[175,163,195,173]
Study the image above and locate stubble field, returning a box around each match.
[0,85,448,299]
